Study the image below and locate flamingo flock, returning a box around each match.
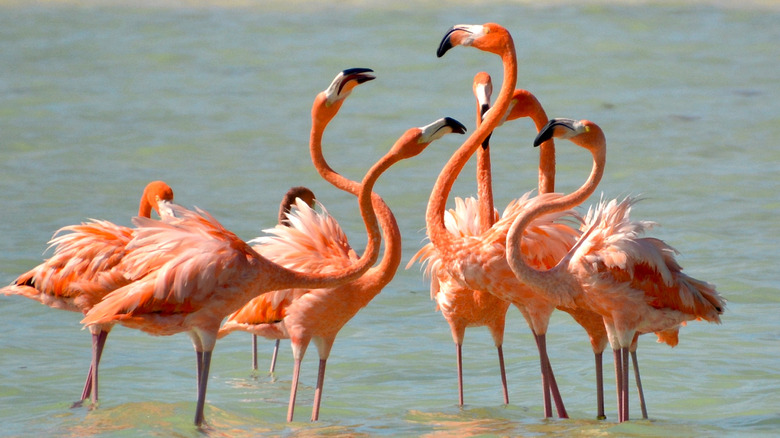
[1,23,725,428]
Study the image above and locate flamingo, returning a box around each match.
[81,113,466,426]
[220,69,467,421]
[505,118,726,422]
[246,186,317,374]
[423,23,581,418]
[0,181,175,407]
[407,72,513,407]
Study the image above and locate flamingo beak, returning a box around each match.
[339,68,376,93]
[534,118,578,147]
[480,104,492,150]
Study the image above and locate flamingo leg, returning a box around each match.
[194,350,212,427]
[631,350,648,419]
[497,345,509,405]
[613,348,623,422]
[533,334,553,417]
[621,347,630,422]
[456,343,464,407]
[75,330,109,408]
[311,358,327,421]
[251,335,258,371]
[535,333,567,418]
[195,351,204,397]
[595,351,606,420]
[270,339,280,374]
[287,359,302,422]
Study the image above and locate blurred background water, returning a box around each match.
[1,1,778,436]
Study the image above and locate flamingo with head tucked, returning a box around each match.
[244,186,316,373]
[1,181,174,407]
[505,118,725,422]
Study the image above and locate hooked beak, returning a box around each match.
[339,68,376,93]
[534,118,578,147]
[419,117,467,143]
[437,25,473,57]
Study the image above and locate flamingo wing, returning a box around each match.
[2,219,134,311]
[81,205,259,325]
[574,197,725,323]
[251,198,356,273]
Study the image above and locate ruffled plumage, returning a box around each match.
[250,198,357,274]
[571,196,725,325]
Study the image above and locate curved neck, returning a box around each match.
[528,103,556,195]
[309,95,402,287]
[426,48,517,250]
[476,108,495,232]
[505,142,606,299]
[138,197,153,218]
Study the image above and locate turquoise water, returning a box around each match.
[1,1,779,436]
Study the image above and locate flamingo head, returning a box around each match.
[502,89,542,124]
[324,67,376,106]
[279,186,316,226]
[390,117,467,160]
[473,72,493,149]
[534,118,605,153]
[437,23,512,58]
[141,180,174,217]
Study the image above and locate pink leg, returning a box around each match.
[287,359,302,422]
[631,350,648,419]
[621,347,630,422]
[311,358,327,421]
[497,345,509,405]
[613,349,623,422]
[595,352,606,420]
[456,343,464,407]
[269,339,280,374]
[75,330,109,408]
[533,334,553,418]
[194,350,212,427]
[535,333,568,418]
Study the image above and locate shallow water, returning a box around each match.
[1,1,779,436]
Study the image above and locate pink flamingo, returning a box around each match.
[81,111,466,426]
[424,23,581,418]
[409,72,511,407]
[1,181,174,407]
[505,118,726,422]
[220,69,467,421]
[246,186,317,373]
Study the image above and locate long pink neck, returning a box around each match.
[505,140,606,303]
[476,106,495,232]
[426,48,517,251]
[529,102,556,195]
[309,95,402,286]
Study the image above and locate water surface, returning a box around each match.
[1,1,779,436]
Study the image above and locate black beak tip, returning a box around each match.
[444,117,467,135]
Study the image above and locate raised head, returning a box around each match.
[139,180,174,217]
[279,186,316,226]
[323,68,376,106]
[534,118,605,152]
[437,23,513,58]
[313,68,376,127]
[472,72,493,149]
